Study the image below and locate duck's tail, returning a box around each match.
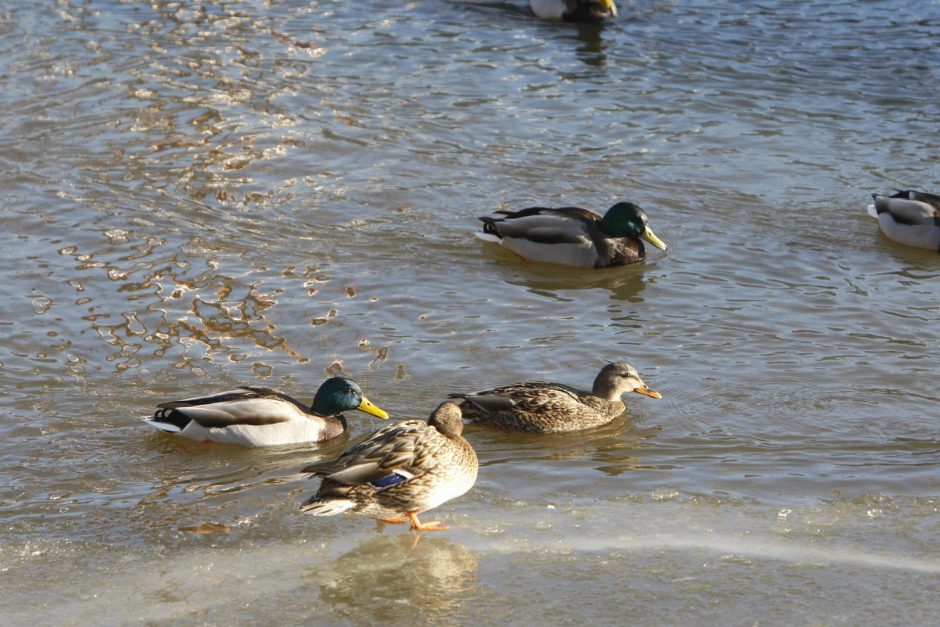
[476,216,502,242]
[142,415,184,433]
[299,497,356,516]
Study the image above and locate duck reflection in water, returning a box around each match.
[502,260,648,304]
[571,20,610,67]
[467,415,662,475]
[304,534,478,623]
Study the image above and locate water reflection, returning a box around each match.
[469,417,660,469]
[509,263,648,303]
[304,534,478,623]
[571,22,608,67]
[481,243,650,303]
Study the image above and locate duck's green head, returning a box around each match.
[312,377,389,419]
[599,202,668,251]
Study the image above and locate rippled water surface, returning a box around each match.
[2,0,939,624]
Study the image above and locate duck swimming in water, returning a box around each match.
[477,201,667,268]
[868,190,940,251]
[449,362,661,432]
[144,376,389,447]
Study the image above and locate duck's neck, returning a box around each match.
[592,380,626,401]
[588,223,643,268]
[430,420,464,440]
[319,414,347,440]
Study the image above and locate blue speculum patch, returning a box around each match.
[371,473,408,488]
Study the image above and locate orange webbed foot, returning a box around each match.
[408,512,448,531]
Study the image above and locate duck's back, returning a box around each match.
[454,382,622,432]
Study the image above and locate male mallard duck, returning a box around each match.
[300,401,478,531]
[144,376,389,447]
[530,0,618,21]
[449,362,661,432]
[477,201,667,268]
[868,190,940,251]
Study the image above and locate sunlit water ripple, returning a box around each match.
[1,0,939,623]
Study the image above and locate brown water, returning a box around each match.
[2,0,940,624]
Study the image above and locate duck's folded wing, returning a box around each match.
[451,393,518,412]
[874,196,939,225]
[322,461,420,488]
[899,190,940,210]
[302,421,428,479]
[510,384,586,412]
[455,382,583,411]
[235,386,311,411]
[158,386,309,412]
[156,388,260,409]
[168,398,296,428]
[489,213,592,244]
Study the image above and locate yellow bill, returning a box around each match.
[358,397,390,419]
[642,226,668,251]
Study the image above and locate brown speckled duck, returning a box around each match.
[449,362,661,432]
[300,401,478,531]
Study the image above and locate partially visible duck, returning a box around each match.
[868,190,940,251]
[300,402,478,531]
[449,362,661,432]
[477,201,667,268]
[530,0,618,21]
[144,376,389,446]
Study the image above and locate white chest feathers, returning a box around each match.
[529,0,568,19]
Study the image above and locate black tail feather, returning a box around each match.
[479,216,501,236]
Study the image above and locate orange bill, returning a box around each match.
[633,386,662,399]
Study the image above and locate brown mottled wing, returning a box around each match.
[301,420,434,485]
[453,381,586,413]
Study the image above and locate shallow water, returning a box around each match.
[1,0,939,624]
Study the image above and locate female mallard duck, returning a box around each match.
[868,190,940,251]
[300,401,478,531]
[449,362,661,432]
[144,377,389,447]
[477,201,667,268]
[530,0,618,21]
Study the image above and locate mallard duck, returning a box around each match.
[144,377,389,446]
[868,190,940,251]
[300,401,478,531]
[530,0,618,21]
[449,362,661,432]
[477,201,667,268]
